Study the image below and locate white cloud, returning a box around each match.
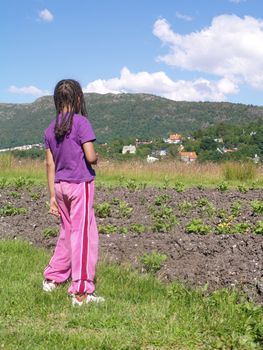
[229,0,246,3]
[153,15,263,89]
[83,67,239,102]
[38,8,54,22]
[9,85,50,97]
[175,11,192,22]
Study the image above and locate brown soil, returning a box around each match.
[0,185,262,304]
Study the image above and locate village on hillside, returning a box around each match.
[0,129,261,164]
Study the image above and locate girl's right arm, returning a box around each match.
[46,149,60,217]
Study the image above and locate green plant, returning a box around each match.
[0,178,8,189]
[151,205,178,233]
[30,192,41,200]
[98,224,118,234]
[196,198,209,207]
[173,181,185,193]
[215,215,234,234]
[162,176,170,190]
[251,200,263,215]
[237,184,248,193]
[130,224,146,234]
[125,178,138,192]
[231,201,242,217]
[217,181,228,192]
[0,204,27,216]
[9,191,21,198]
[254,220,263,235]
[141,251,167,274]
[110,197,121,205]
[154,194,170,206]
[177,200,193,215]
[95,202,111,218]
[231,222,251,234]
[14,176,34,189]
[119,226,128,235]
[43,227,59,238]
[185,219,210,235]
[217,209,227,219]
[197,184,204,190]
[216,221,232,234]
[118,201,133,218]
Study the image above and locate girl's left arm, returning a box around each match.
[46,149,60,217]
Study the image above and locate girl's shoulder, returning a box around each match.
[73,114,92,128]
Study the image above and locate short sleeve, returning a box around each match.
[44,130,50,149]
[78,117,96,144]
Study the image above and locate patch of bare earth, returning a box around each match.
[0,185,262,304]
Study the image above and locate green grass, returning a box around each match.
[0,241,262,349]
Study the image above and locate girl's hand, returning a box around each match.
[49,197,60,217]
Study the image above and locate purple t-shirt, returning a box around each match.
[44,114,96,183]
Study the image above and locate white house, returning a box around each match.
[146,155,159,163]
[122,145,136,154]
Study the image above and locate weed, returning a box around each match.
[0,204,27,216]
[197,184,204,190]
[254,220,263,235]
[43,227,59,238]
[30,193,41,200]
[130,224,146,234]
[118,201,133,218]
[185,219,210,235]
[251,200,263,215]
[141,251,167,274]
[217,181,228,192]
[95,202,111,218]
[98,224,118,234]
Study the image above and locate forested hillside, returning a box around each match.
[0,93,263,148]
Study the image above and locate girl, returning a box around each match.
[43,79,104,306]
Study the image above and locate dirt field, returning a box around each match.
[0,184,262,304]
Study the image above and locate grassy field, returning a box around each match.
[1,153,263,188]
[0,240,262,350]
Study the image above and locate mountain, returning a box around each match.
[0,93,263,148]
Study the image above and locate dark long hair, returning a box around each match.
[53,79,87,139]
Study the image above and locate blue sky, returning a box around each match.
[2,0,263,105]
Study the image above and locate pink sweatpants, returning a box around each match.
[44,180,98,295]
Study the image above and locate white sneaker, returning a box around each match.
[42,279,57,292]
[71,293,105,306]
[86,293,105,304]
